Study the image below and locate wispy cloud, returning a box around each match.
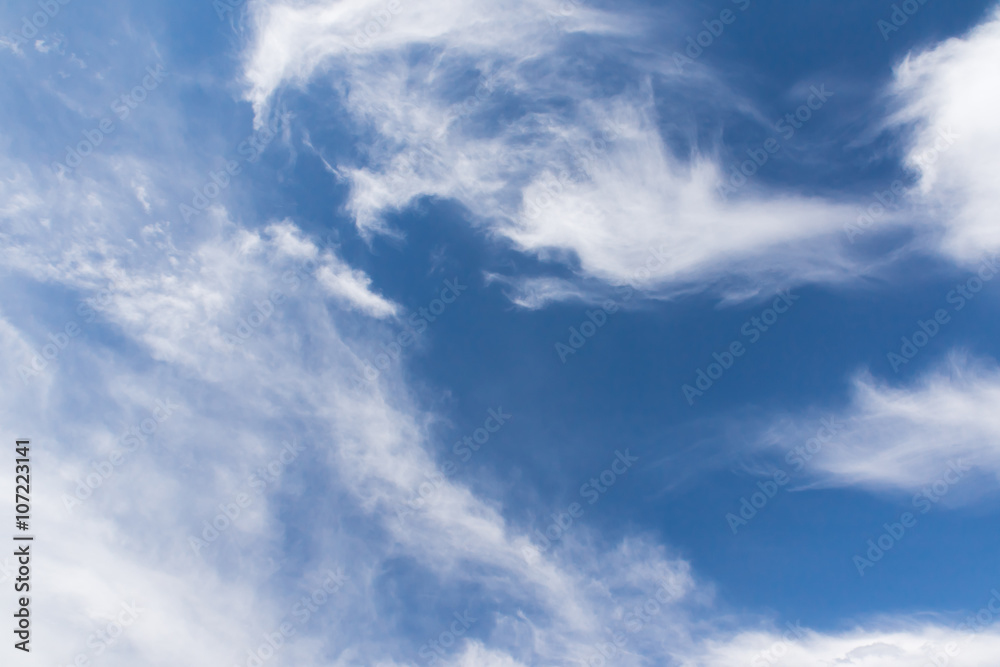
[759,352,1000,497]
[240,0,877,305]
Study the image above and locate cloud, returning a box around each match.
[483,272,597,309]
[242,0,632,123]
[19,119,991,666]
[689,621,1000,667]
[7,4,1000,666]
[0,117,706,665]
[891,5,1000,263]
[241,0,873,303]
[0,21,710,665]
[0,108,991,667]
[760,352,1000,496]
[265,219,398,318]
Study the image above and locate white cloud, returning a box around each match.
[7,5,1000,666]
[891,6,1000,263]
[241,0,872,303]
[1,133,706,664]
[760,352,1000,496]
[242,0,632,123]
[241,2,1000,308]
[690,622,1000,667]
[20,127,988,667]
[483,272,596,309]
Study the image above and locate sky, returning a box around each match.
[2,0,1000,665]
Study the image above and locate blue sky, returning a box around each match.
[4,0,1000,665]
